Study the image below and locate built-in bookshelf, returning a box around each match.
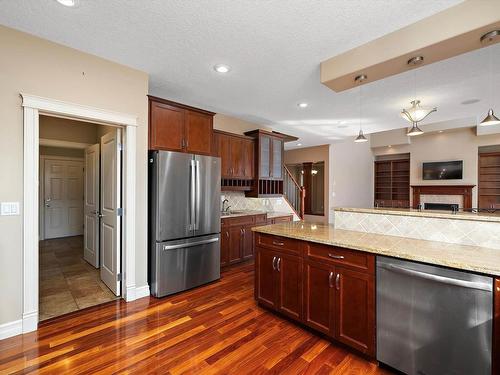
[478,152,500,210]
[374,157,410,208]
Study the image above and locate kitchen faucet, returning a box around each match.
[222,199,231,212]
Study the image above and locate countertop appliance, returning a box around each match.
[377,256,492,375]
[149,150,221,297]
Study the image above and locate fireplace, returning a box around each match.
[411,185,475,210]
[424,203,459,211]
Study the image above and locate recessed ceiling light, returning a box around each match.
[297,143,302,146]
[297,103,308,108]
[55,0,79,7]
[438,130,444,133]
[213,64,231,73]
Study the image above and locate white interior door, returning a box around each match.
[84,144,100,268]
[100,129,121,295]
[44,159,84,239]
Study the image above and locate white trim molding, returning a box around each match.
[19,93,143,339]
[22,94,138,127]
[39,138,92,149]
[133,285,151,301]
[0,320,23,340]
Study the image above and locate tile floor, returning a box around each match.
[39,235,118,321]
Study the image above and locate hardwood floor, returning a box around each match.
[0,262,395,374]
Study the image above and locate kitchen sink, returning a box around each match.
[221,210,247,216]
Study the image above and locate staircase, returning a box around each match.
[283,165,305,219]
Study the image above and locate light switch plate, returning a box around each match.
[0,202,20,216]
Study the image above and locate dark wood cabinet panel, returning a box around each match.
[215,132,232,177]
[228,226,243,264]
[220,226,230,267]
[215,130,255,181]
[242,225,254,260]
[256,247,277,310]
[149,101,184,152]
[230,137,245,178]
[185,111,212,155]
[304,261,334,336]
[148,96,214,155]
[334,266,375,356]
[243,139,254,179]
[276,253,302,320]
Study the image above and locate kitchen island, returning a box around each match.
[252,221,500,374]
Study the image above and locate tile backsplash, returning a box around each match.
[220,191,296,217]
[334,210,500,250]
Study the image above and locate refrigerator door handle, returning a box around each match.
[162,237,219,251]
[190,159,196,231]
[195,159,201,231]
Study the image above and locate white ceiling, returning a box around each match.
[3,0,498,149]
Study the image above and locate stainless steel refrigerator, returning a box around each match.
[149,150,221,297]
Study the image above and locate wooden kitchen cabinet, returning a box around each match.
[255,232,376,358]
[149,96,214,155]
[220,225,230,267]
[214,130,254,179]
[304,261,335,336]
[255,247,302,320]
[335,266,375,356]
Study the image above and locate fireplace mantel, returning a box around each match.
[411,185,475,210]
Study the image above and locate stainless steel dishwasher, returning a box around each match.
[377,256,493,375]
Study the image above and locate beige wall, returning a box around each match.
[284,145,330,223]
[40,115,99,144]
[329,139,374,221]
[373,127,500,207]
[213,113,270,135]
[0,25,148,325]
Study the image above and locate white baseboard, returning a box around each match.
[22,311,38,334]
[0,319,22,340]
[134,285,151,300]
[125,284,150,302]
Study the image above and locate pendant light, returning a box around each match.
[479,30,500,126]
[401,56,437,136]
[354,74,368,143]
[407,122,424,137]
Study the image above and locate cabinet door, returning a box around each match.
[185,110,212,155]
[242,225,254,260]
[334,266,375,356]
[256,247,277,309]
[230,137,245,178]
[149,101,184,151]
[271,138,283,179]
[215,133,232,178]
[259,135,271,178]
[243,139,254,179]
[276,253,302,320]
[220,226,230,267]
[304,262,335,336]
[228,226,243,264]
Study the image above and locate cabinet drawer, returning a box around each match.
[222,215,254,226]
[256,233,301,255]
[305,243,374,272]
[255,214,267,224]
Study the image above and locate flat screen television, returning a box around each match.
[423,160,463,180]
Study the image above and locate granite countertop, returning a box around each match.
[335,207,500,223]
[252,221,500,277]
[221,210,293,219]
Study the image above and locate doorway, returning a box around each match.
[38,115,122,320]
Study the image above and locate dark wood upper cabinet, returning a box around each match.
[213,130,255,180]
[148,96,214,155]
[185,110,213,155]
[149,101,185,152]
[334,266,375,357]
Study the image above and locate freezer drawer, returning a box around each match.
[151,234,220,297]
[377,256,492,375]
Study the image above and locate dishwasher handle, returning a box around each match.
[379,263,492,292]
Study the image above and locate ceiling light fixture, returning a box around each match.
[354,75,368,143]
[479,31,500,126]
[407,122,424,137]
[297,143,302,146]
[213,64,231,74]
[297,102,308,108]
[55,0,79,7]
[402,56,436,136]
